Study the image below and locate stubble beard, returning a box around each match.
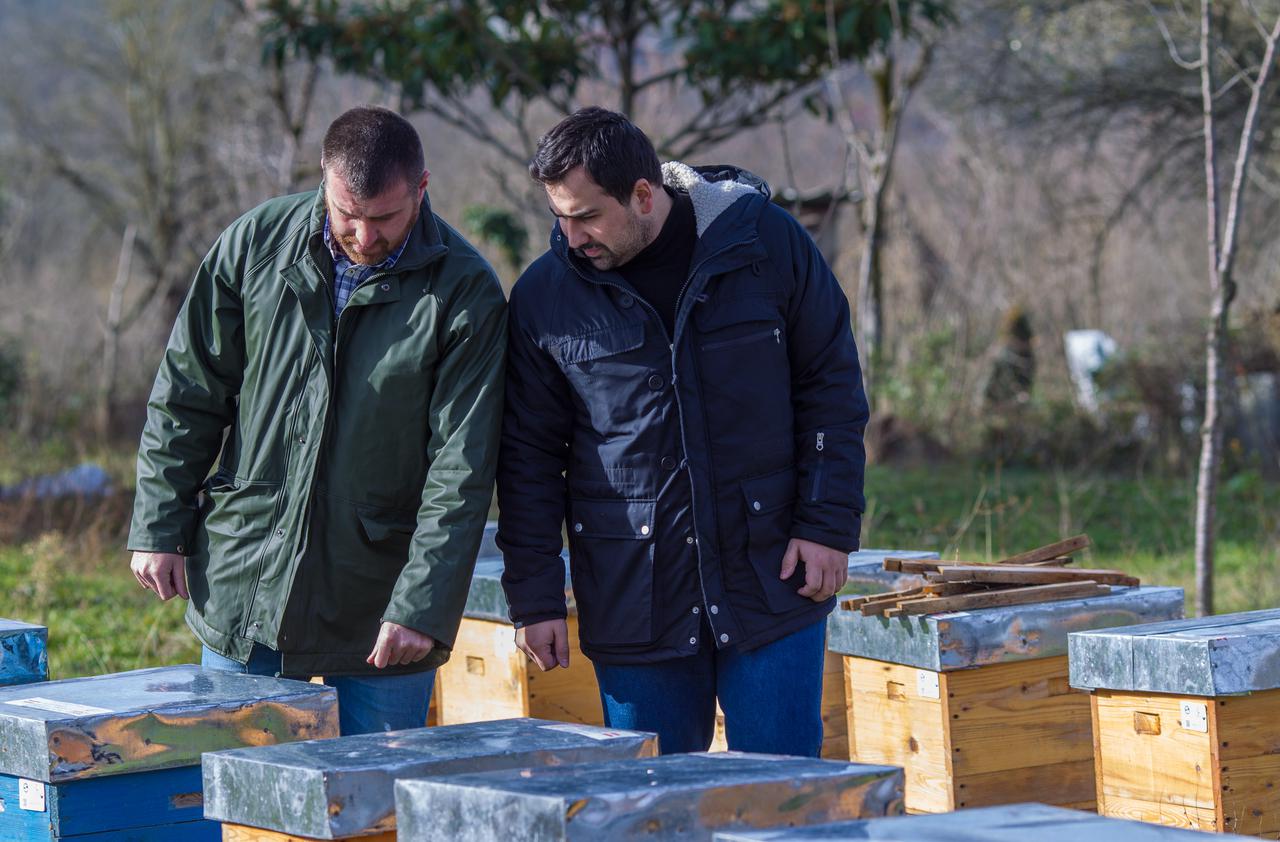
[576,214,654,271]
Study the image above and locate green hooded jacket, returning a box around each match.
[128,188,507,677]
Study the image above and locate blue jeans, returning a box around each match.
[592,618,826,756]
[201,644,435,736]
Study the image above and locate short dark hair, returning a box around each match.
[529,107,662,204]
[321,106,424,199]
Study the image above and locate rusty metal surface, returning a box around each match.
[394,752,904,842]
[827,586,1184,671]
[0,665,338,782]
[0,618,47,687]
[712,802,1252,840]
[1069,607,1280,695]
[203,718,659,839]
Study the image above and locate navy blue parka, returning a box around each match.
[497,162,869,664]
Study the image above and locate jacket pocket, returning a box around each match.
[567,498,655,646]
[741,467,809,613]
[356,506,419,544]
[695,296,783,350]
[556,322,645,366]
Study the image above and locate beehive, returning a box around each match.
[0,618,47,687]
[205,718,658,840]
[712,801,1254,840]
[0,665,337,841]
[1071,609,1280,837]
[395,752,904,841]
[830,585,1184,813]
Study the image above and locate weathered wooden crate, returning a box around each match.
[447,534,935,758]
[206,718,658,841]
[0,618,48,687]
[395,752,904,841]
[830,585,1184,813]
[712,801,1254,840]
[0,665,337,841]
[1071,609,1280,837]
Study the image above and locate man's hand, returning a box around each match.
[367,622,435,669]
[515,618,570,671]
[131,551,189,601]
[779,538,848,602]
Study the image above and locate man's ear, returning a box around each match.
[633,178,656,213]
[417,169,431,200]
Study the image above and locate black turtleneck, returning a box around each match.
[618,188,696,338]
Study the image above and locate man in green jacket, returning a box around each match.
[127,106,506,735]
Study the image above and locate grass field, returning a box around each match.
[0,460,1275,680]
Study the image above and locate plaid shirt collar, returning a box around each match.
[322,213,410,316]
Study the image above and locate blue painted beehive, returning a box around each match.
[0,619,48,687]
[0,664,338,841]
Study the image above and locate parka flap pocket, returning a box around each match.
[556,322,644,366]
[569,498,656,540]
[694,295,780,332]
[741,467,797,516]
[357,506,420,543]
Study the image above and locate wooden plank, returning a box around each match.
[845,657,952,813]
[526,616,604,726]
[1091,695,1108,817]
[437,617,531,724]
[932,566,1138,587]
[841,587,926,611]
[953,759,1096,810]
[896,582,1111,615]
[1097,794,1218,831]
[1092,691,1217,812]
[996,535,1092,566]
[947,656,1095,780]
[1216,688,1280,837]
[1025,556,1075,567]
[223,825,396,841]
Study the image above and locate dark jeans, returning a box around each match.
[591,617,826,755]
[201,643,435,736]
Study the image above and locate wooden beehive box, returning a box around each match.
[0,618,48,687]
[0,665,337,841]
[829,585,1184,814]
[712,801,1255,840]
[1071,609,1280,837]
[394,752,904,841]
[206,718,658,841]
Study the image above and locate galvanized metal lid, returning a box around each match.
[712,802,1252,840]
[395,752,904,841]
[464,555,574,622]
[0,665,338,782]
[0,618,48,687]
[1069,607,1280,696]
[204,718,658,839]
[829,585,1185,671]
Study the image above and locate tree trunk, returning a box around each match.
[98,224,136,442]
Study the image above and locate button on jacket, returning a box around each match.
[128,188,507,676]
[498,162,868,664]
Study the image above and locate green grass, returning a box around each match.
[0,462,1275,679]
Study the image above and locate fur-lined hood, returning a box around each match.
[661,161,771,237]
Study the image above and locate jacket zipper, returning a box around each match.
[565,237,750,642]
[700,326,782,352]
[810,431,826,502]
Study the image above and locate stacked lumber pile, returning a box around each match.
[840,535,1140,617]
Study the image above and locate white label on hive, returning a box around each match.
[540,723,634,740]
[1180,701,1208,732]
[916,669,940,699]
[4,697,112,716]
[18,779,45,812]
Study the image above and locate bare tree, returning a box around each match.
[1191,0,1280,615]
